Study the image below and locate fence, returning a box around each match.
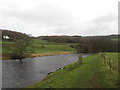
[101,53,113,71]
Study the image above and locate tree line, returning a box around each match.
[38,35,119,53]
[75,37,119,53]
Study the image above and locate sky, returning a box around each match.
[0,0,119,36]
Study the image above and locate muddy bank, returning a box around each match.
[1,52,75,60]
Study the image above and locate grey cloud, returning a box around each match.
[93,13,117,24]
[82,13,118,35]
[0,1,118,36]
[54,24,82,34]
[0,2,76,36]
[1,3,74,26]
[54,13,118,35]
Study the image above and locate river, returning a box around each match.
[2,53,90,88]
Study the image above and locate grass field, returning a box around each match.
[1,39,77,59]
[111,38,120,41]
[28,52,119,88]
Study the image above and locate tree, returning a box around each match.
[12,36,34,61]
[75,37,118,53]
[90,38,114,52]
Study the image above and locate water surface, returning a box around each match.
[2,54,89,88]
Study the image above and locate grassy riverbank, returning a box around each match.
[1,39,77,60]
[28,52,119,88]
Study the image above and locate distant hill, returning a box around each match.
[37,34,119,43]
[1,29,29,41]
[1,29,119,42]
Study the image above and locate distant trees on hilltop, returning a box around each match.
[37,35,119,53]
[1,29,30,41]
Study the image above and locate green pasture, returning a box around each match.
[1,39,77,54]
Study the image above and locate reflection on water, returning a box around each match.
[2,54,90,88]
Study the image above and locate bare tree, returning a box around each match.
[12,36,34,61]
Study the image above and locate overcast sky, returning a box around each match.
[0,0,119,36]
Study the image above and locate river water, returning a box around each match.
[2,54,89,88]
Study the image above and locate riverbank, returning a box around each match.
[1,51,76,60]
[1,39,77,60]
[2,53,81,88]
[28,52,119,88]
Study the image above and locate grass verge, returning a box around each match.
[28,52,119,88]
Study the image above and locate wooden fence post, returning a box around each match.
[101,54,104,58]
[78,55,82,64]
[108,57,112,71]
[103,56,106,65]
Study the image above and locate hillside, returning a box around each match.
[1,29,30,41]
[1,39,76,60]
[1,29,119,60]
